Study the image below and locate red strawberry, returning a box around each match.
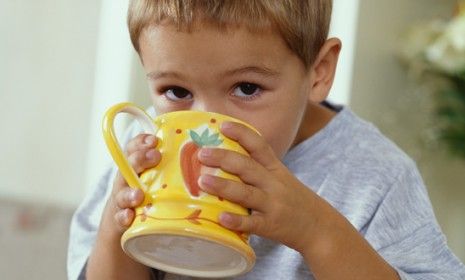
[180,128,223,197]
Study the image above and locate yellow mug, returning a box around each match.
[102,103,256,277]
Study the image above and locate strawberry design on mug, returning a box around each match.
[180,128,223,197]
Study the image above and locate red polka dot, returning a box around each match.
[176,129,182,134]
[218,196,224,201]
[144,204,152,213]
[210,118,216,123]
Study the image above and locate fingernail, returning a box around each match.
[199,174,214,187]
[130,189,139,201]
[145,135,156,145]
[221,122,233,130]
[146,149,156,160]
[117,210,128,224]
[220,213,234,225]
[199,148,212,158]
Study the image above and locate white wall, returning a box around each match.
[0,0,101,207]
[351,0,465,261]
[85,0,136,193]
[328,0,360,105]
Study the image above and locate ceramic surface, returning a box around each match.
[102,103,256,277]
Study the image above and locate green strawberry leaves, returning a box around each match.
[201,128,209,141]
[189,128,223,147]
[190,130,202,145]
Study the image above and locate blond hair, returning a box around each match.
[128,0,332,68]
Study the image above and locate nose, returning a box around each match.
[190,96,227,115]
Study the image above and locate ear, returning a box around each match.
[307,38,342,103]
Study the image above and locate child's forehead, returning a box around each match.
[139,22,296,71]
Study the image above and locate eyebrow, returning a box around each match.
[146,71,184,80]
[146,65,280,81]
[222,66,280,78]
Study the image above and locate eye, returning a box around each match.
[163,86,193,101]
[232,83,262,99]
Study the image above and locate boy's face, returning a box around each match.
[139,23,313,159]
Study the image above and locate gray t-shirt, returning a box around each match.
[67,107,465,280]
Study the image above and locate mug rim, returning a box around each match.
[153,110,260,134]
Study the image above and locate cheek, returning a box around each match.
[150,95,161,111]
[150,95,176,115]
[256,110,305,159]
[273,96,308,152]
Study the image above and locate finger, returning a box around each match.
[114,208,135,231]
[125,134,158,156]
[127,148,161,174]
[198,147,268,187]
[115,187,144,209]
[220,122,281,171]
[219,212,265,234]
[113,171,129,193]
[113,137,160,193]
[198,174,266,211]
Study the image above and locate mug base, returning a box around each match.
[122,225,255,278]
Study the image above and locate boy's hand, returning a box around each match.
[197,122,399,280]
[197,122,326,254]
[105,133,161,234]
[87,134,160,279]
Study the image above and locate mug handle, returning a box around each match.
[102,102,159,191]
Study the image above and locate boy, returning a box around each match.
[68,0,465,279]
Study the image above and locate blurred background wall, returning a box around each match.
[0,0,101,207]
[0,0,463,279]
[0,1,102,278]
[351,0,465,260]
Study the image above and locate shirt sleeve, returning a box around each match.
[67,163,116,280]
[362,161,465,279]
